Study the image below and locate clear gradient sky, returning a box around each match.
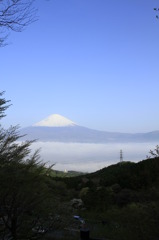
[1,0,159,133]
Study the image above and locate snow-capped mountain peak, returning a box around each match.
[33,114,76,127]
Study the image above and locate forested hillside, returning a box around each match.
[61,156,159,240]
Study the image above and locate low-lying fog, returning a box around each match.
[29,142,159,173]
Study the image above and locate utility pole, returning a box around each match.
[120,149,123,163]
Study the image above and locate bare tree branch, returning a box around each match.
[154,7,159,20]
[147,145,159,159]
[0,0,37,46]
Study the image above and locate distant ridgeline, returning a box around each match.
[20,114,159,143]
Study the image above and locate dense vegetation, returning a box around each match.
[0,92,73,240]
[0,92,159,240]
[60,157,159,240]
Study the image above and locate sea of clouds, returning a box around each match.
[29,142,159,173]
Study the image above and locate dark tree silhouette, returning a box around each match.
[147,145,159,159]
[0,92,55,240]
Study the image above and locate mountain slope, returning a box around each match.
[33,114,76,127]
[20,114,159,143]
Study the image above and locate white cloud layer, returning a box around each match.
[29,142,158,172]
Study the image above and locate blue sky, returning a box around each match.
[1,0,159,133]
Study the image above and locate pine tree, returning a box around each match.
[0,92,53,240]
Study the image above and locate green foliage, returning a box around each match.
[0,91,10,119]
[0,92,57,240]
[62,156,159,240]
[0,157,50,239]
[79,187,89,199]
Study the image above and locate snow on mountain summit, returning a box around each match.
[33,114,76,127]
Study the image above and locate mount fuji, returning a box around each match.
[20,114,159,143]
[33,114,76,127]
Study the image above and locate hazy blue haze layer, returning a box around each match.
[20,126,159,143]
